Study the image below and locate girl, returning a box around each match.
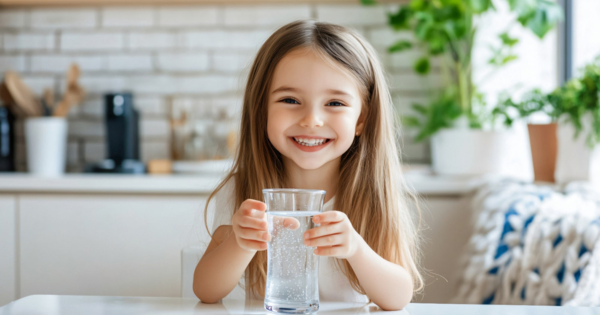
[194,19,423,311]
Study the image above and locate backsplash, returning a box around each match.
[0,4,451,172]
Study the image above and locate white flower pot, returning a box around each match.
[555,114,600,184]
[430,122,533,179]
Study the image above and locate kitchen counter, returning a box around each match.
[1,295,597,315]
[0,165,487,195]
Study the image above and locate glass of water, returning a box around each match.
[262,189,326,314]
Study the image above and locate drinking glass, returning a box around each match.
[262,189,326,314]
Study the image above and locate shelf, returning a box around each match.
[0,0,403,7]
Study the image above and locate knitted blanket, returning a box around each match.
[451,179,600,306]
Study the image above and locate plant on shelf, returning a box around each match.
[366,0,563,141]
[495,56,600,148]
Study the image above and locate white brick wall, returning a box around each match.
[0,3,440,171]
[61,32,125,51]
[31,9,97,29]
[157,6,219,27]
[223,5,311,26]
[3,32,55,51]
[102,7,155,28]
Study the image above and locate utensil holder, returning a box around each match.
[25,117,67,176]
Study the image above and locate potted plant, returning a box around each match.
[494,56,600,184]
[380,0,562,177]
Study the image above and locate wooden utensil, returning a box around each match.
[4,71,42,117]
[53,64,86,117]
[0,82,28,118]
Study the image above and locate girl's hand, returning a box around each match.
[232,199,270,252]
[303,210,363,259]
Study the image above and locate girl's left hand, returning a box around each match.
[303,210,364,259]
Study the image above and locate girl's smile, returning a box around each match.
[289,136,334,152]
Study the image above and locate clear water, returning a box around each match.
[265,211,320,314]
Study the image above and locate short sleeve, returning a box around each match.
[208,177,236,235]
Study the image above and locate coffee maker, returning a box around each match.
[85,92,145,174]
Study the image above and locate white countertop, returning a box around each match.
[1,295,597,315]
[0,165,484,195]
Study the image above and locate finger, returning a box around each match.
[313,211,345,224]
[304,222,341,240]
[314,245,341,256]
[239,216,267,230]
[237,227,271,242]
[239,238,268,251]
[240,199,267,217]
[305,233,343,247]
[272,216,300,230]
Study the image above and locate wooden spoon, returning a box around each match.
[53,64,86,117]
[4,71,42,117]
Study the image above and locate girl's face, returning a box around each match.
[267,47,365,170]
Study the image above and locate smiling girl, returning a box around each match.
[193,19,423,311]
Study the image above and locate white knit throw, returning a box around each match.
[452,179,600,306]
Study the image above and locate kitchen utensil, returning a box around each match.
[0,82,27,118]
[42,88,54,116]
[53,64,85,117]
[4,71,42,117]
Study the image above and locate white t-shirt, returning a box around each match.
[209,178,369,303]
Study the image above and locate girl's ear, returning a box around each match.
[355,112,365,136]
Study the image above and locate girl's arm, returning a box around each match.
[346,238,414,311]
[194,199,273,303]
[192,225,255,303]
[304,211,413,311]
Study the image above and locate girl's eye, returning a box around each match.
[327,101,345,107]
[281,98,299,104]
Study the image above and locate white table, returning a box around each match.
[1,295,598,315]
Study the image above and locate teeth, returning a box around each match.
[293,137,327,147]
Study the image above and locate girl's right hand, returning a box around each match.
[232,199,270,252]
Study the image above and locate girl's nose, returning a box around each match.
[299,107,324,128]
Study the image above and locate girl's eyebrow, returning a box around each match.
[271,85,354,100]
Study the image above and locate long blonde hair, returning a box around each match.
[204,19,423,298]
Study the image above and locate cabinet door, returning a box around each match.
[0,194,16,307]
[19,194,209,298]
[419,195,473,303]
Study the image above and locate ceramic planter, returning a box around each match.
[430,122,533,180]
[555,114,600,184]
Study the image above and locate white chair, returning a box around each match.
[181,245,246,299]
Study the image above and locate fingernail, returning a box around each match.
[304,233,309,239]
[313,217,319,223]
[305,240,310,246]
[263,233,269,240]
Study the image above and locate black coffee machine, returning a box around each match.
[85,92,145,174]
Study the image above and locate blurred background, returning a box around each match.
[1,0,600,310]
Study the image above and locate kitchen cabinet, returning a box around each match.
[0,195,17,307]
[418,195,473,303]
[18,194,208,298]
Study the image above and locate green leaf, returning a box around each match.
[388,7,413,30]
[499,32,519,47]
[401,116,421,127]
[517,0,563,38]
[501,54,518,65]
[388,40,412,53]
[469,0,494,13]
[360,0,377,5]
[414,57,430,74]
[411,103,429,115]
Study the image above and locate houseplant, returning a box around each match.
[374,0,563,176]
[496,57,600,183]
